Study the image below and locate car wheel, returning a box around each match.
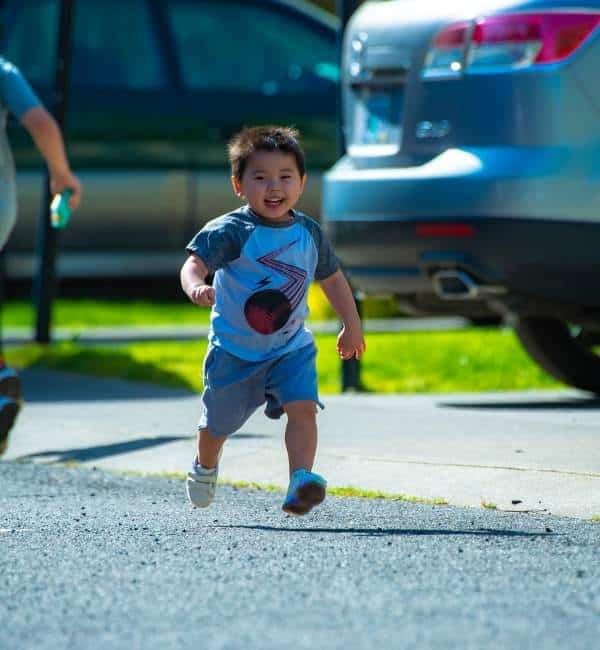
[515,317,600,394]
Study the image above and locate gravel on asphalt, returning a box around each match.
[1,461,599,650]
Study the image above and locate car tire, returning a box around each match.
[515,317,600,394]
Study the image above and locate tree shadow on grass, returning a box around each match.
[215,524,553,538]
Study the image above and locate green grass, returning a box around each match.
[90,467,448,505]
[0,289,401,330]
[481,501,498,510]
[4,328,564,394]
[2,298,211,328]
[16,458,450,507]
[591,515,600,523]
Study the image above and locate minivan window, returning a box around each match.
[71,0,165,89]
[1,0,59,86]
[167,1,338,94]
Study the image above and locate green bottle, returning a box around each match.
[50,189,73,229]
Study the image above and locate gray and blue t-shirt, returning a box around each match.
[1,57,42,247]
[187,205,339,361]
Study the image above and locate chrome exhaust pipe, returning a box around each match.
[432,270,506,300]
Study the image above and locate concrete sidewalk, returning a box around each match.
[4,368,600,519]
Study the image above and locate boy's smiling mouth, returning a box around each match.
[264,197,285,208]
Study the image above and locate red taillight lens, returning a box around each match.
[424,12,600,76]
[423,21,470,77]
[433,21,470,49]
[470,13,600,67]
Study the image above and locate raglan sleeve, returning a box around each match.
[186,217,246,273]
[312,221,340,281]
[0,59,42,118]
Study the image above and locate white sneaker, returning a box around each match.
[186,460,218,508]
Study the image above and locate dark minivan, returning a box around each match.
[1,0,339,279]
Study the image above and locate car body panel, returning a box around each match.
[323,0,600,318]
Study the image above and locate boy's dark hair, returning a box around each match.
[228,125,305,180]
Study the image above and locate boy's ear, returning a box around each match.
[231,175,243,198]
[300,173,308,191]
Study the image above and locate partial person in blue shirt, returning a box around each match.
[0,57,82,455]
[180,125,365,516]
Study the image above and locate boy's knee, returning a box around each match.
[284,400,317,421]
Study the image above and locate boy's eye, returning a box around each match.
[281,175,291,180]
[254,176,264,180]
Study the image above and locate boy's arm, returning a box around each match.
[20,106,82,209]
[319,269,366,360]
[180,254,215,307]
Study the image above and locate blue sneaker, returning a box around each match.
[282,469,327,516]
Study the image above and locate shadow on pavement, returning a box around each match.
[439,396,600,410]
[216,524,553,538]
[17,435,192,464]
[21,368,195,403]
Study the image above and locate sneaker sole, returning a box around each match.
[282,481,326,516]
[0,401,20,457]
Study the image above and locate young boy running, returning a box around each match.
[180,125,365,515]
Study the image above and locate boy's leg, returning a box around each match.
[282,400,326,515]
[187,346,266,508]
[283,400,318,476]
[187,427,227,508]
[197,426,227,469]
[266,345,327,515]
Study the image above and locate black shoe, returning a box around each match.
[0,367,22,401]
[0,398,20,456]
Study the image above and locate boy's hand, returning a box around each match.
[189,284,215,307]
[50,169,82,210]
[336,324,366,360]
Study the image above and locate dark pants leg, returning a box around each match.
[0,253,21,455]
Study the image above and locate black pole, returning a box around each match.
[337,0,364,392]
[33,0,75,343]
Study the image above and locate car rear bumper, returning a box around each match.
[325,216,600,311]
[323,148,600,311]
[323,147,599,224]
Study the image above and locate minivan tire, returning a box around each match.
[515,317,600,394]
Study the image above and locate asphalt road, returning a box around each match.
[1,461,599,650]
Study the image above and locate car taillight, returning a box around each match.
[470,13,600,68]
[423,21,470,77]
[423,12,600,77]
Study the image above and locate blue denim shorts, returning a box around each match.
[198,343,323,437]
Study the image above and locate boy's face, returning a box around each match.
[231,151,306,222]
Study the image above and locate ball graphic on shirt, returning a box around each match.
[244,289,292,335]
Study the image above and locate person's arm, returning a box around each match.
[180,253,215,307]
[319,269,366,360]
[20,106,82,209]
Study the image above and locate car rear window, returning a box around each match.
[1,0,166,91]
[166,0,338,94]
[71,0,166,89]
